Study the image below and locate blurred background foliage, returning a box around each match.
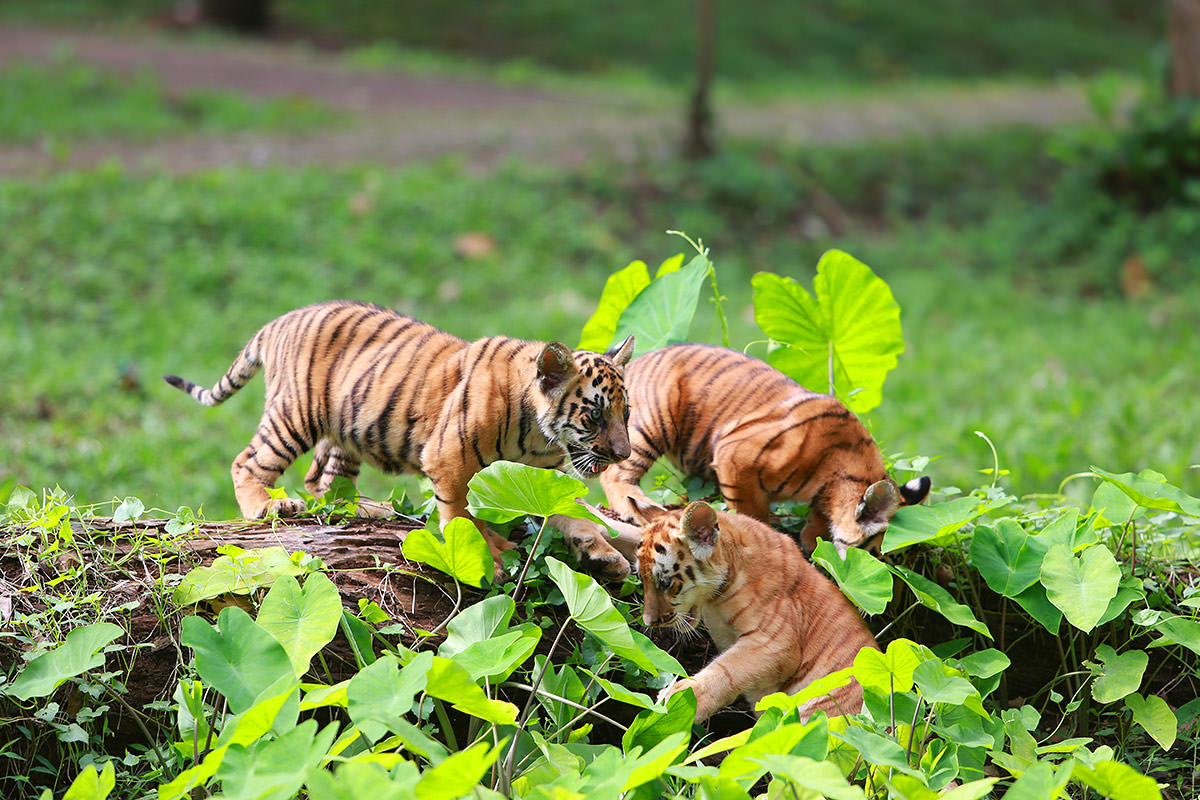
[1,0,1197,518]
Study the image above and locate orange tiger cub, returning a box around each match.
[600,344,930,555]
[164,300,635,573]
[622,499,879,722]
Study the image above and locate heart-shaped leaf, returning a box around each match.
[812,540,892,614]
[1091,467,1200,517]
[753,250,902,413]
[256,573,342,677]
[577,260,652,352]
[3,622,123,701]
[467,460,588,523]
[1090,645,1148,704]
[545,557,683,675]
[1040,543,1120,632]
[1124,693,1177,750]
[402,517,492,587]
[970,519,1047,598]
[614,254,711,356]
[181,607,295,714]
[346,652,432,744]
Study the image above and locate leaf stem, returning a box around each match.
[512,517,550,606]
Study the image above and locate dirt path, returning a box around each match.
[0,26,1094,175]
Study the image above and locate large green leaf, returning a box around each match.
[545,557,682,675]
[256,573,343,677]
[812,540,892,614]
[217,719,335,800]
[614,254,711,356]
[752,250,902,413]
[623,688,696,752]
[1011,582,1063,635]
[62,761,116,800]
[752,754,865,800]
[831,725,923,778]
[402,517,493,588]
[346,652,432,743]
[577,259,652,352]
[173,546,306,605]
[424,656,518,724]
[890,565,992,639]
[970,519,1047,598]
[180,607,295,714]
[1096,577,1145,628]
[415,740,502,800]
[438,595,539,682]
[1147,614,1200,657]
[3,622,123,701]
[1091,467,1200,517]
[1001,762,1072,800]
[1072,759,1163,800]
[623,732,691,792]
[305,760,419,800]
[467,460,588,523]
[1124,693,1177,750]
[1040,543,1121,633]
[720,719,829,784]
[883,496,997,552]
[1090,645,1148,703]
[852,638,924,695]
[439,596,515,657]
[912,660,979,707]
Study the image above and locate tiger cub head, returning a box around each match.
[820,475,932,557]
[628,499,726,631]
[535,335,636,479]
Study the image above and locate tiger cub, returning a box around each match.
[600,344,930,555]
[619,499,879,722]
[164,300,635,572]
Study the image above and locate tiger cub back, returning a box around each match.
[630,499,879,722]
[600,343,929,554]
[164,300,636,577]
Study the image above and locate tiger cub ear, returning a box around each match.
[681,501,719,559]
[606,335,635,367]
[628,495,670,524]
[538,342,577,393]
[899,476,932,506]
[857,480,901,529]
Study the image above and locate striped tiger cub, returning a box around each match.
[600,344,930,555]
[164,300,635,575]
[610,499,879,722]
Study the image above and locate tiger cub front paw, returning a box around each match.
[658,678,697,704]
[256,497,307,518]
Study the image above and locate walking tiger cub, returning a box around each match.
[604,499,879,722]
[599,344,930,555]
[164,300,635,573]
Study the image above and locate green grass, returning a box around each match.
[0,57,339,144]
[3,123,1198,518]
[0,1,1160,90]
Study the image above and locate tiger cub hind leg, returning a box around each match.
[231,424,308,519]
[302,441,394,518]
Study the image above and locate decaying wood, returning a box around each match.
[0,515,726,757]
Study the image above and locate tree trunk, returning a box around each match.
[1168,0,1200,98]
[200,0,273,34]
[683,0,717,159]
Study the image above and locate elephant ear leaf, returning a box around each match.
[753,250,903,413]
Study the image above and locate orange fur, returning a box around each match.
[601,344,929,554]
[165,300,635,573]
[633,500,879,722]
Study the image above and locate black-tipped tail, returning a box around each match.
[163,374,216,406]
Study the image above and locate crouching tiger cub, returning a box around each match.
[613,499,879,722]
[600,344,930,555]
[164,300,635,573]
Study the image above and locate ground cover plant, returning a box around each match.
[0,0,1158,91]
[3,120,1198,514]
[0,56,339,146]
[2,250,1197,799]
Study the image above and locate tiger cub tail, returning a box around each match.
[163,329,265,407]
